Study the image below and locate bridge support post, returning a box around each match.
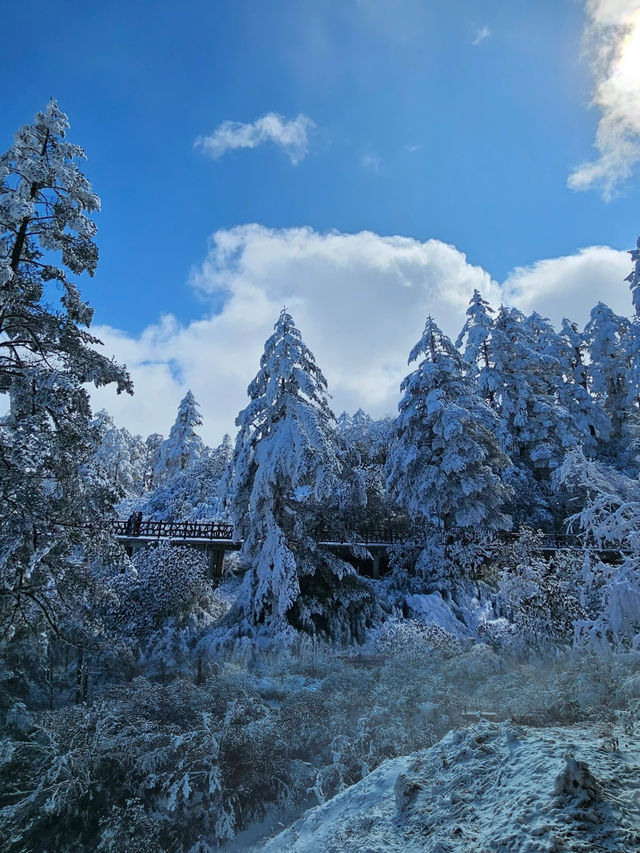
[372,554,381,579]
[124,542,146,559]
[208,548,225,579]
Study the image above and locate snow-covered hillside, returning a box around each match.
[255,720,640,852]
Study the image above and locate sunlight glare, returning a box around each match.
[612,9,640,95]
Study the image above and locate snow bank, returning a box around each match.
[405,592,468,636]
[253,720,640,852]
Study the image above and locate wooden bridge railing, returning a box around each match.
[111,519,235,540]
[316,526,411,546]
[111,519,608,553]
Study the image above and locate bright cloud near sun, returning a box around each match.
[569,0,640,196]
[194,113,315,164]
[90,227,633,445]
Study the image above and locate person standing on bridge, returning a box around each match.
[126,512,136,536]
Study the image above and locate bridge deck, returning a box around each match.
[109,520,627,557]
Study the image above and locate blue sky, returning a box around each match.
[2,0,640,440]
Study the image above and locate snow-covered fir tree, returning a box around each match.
[335,409,395,529]
[625,235,640,413]
[137,433,231,521]
[142,432,164,490]
[455,290,496,401]
[490,306,578,474]
[92,410,147,499]
[0,102,131,653]
[387,316,511,534]
[225,309,377,640]
[524,311,608,456]
[626,234,640,314]
[585,302,631,452]
[154,390,205,483]
[557,319,609,456]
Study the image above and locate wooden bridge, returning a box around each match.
[110,519,626,579]
[112,519,238,577]
[111,518,409,546]
[112,518,236,543]
[111,519,596,551]
[110,519,409,577]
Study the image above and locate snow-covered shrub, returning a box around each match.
[487,539,585,656]
[371,617,470,658]
[385,532,495,640]
[558,448,640,652]
[0,677,274,852]
[129,543,214,628]
[102,543,229,681]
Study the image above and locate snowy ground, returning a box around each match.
[251,719,640,852]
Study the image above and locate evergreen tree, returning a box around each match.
[142,432,164,491]
[335,410,394,529]
[92,410,147,499]
[558,319,609,455]
[585,302,631,450]
[625,235,640,412]
[387,316,511,534]
[0,101,131,655]
[225,310,373,639]
[456,290,496,397]
[490,306,577,476]
[154,390,204,483]
[525,311,606,455]
[626,234,640,314]
[138,434,231,522]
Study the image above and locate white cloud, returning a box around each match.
[91,226,633,445]
[569,1,640,197]
[361,153,382,170]
[472,26,491,46]
[502,245,631,323]
[194,113,315,164]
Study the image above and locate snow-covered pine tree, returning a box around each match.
[490,307,578,473]
[335,410,395,530]
[455,290,496,396]
[92,410,147,499]
[525,311,606,454]
[626,234,640,314]
[138,434,231,522]
[0,101,131,653]
[225,309,375,640]
[585,302,631,452]
[142,432,164,490]
[625,235,640,413]
[154,390,205,484]
[387,316,511,534]
[482,306,583,525]
[557,319,609,456]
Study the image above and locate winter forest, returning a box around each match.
[2,101,640,852]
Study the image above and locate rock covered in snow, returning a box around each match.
[553,755,601,803]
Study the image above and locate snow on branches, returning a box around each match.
[387,316,511,533]
[224,309,376,640]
